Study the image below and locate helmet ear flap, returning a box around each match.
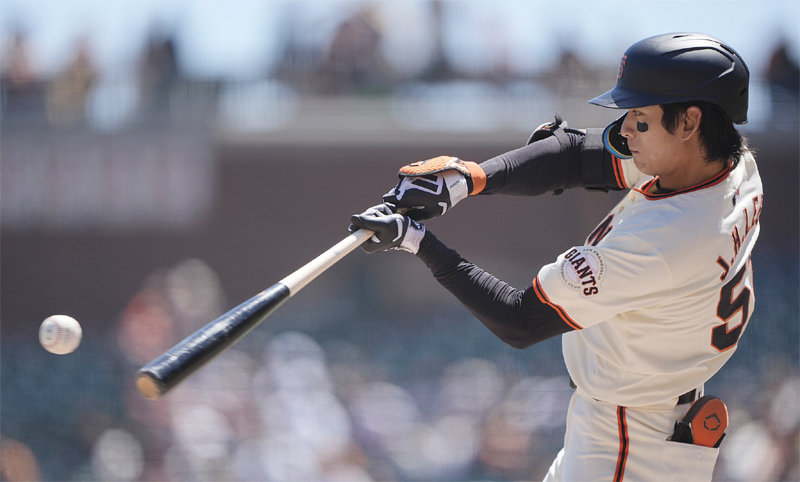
[603,113,632,159]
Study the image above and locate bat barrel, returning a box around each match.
[135,282,291,400]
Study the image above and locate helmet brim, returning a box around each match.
[588,87,685,110]
[590,87,747,124]
[588,88,620,108]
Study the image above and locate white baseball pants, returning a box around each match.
[544,389,719,481]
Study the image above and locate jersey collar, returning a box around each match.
[634,160,732,200]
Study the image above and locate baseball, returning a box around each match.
[39,315,83,355]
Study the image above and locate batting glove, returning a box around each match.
[349,203,426,254]
[383,156,486,221]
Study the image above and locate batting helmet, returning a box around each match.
[589,32,750,124]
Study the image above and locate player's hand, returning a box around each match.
[382,156,485,221]
[349,203,426,254]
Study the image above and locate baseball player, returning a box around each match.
[349,33,761,481]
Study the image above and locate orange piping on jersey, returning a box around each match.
[634,160,732,200]
[533,276,583,330]
[614,406,629,482]
[612,155,627,189]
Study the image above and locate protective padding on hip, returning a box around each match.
[683,395,728,448]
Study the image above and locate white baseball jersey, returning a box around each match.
[534,149,762,407]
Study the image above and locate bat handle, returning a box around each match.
[279,228,374,294]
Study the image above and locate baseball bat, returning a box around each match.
[135,228,375,400]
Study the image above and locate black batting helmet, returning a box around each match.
[589,32,750,124]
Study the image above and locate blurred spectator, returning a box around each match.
[1,30,37,89]
[116,283,176,366]
[764,374,800,479]
[45,35,96,127]
[0,438,42,482]
[319,5,390,94]
[765,39,799,128]
[138,27,181,116]
[91,428,145,481]
[420,0,458,81]
[1,29,46,118]
[540,47,599,96]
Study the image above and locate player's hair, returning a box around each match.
[660,101,745,167]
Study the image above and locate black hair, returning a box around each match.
[660,101,745,167]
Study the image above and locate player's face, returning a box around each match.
[620,105,683,178]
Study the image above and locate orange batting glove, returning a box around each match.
[382,156,486,221]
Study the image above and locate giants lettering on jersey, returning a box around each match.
[560,247,606,296]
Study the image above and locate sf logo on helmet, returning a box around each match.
[617,55,628,81]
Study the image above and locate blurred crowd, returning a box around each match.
[2,254,798,481]
[1,2,798,132]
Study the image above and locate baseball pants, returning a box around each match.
[544,388,719,481]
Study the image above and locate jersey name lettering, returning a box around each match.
[730,194,763,262]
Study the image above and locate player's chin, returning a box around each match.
[631,151,652,167]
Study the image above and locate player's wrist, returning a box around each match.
[461,160,487,195]
[416,230,446,262]
[397,218,426,254]
[442,170,469,206]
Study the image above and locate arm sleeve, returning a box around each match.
[476,128,632,196]
[416,230,575,348]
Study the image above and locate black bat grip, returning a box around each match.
[136,282,291,399]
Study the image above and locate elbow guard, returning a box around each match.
[580,128,614,192]
[526,114,628,193]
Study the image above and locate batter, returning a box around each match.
[350,33,760,481]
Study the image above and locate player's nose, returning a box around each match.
[620,112,636,138]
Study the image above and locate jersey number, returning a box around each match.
[712,262,752,352]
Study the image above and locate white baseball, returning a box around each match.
[39,315,83,355]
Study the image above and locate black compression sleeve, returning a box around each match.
[416,230,575,348]
[480,134,578,195]
[477,129,623,196]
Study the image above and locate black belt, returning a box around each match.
[677,388,698,405]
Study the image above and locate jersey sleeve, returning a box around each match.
[535,235,672,328]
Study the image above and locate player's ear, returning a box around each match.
[680,106,702,141]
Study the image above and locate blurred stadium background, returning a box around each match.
[1,1,798,481]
